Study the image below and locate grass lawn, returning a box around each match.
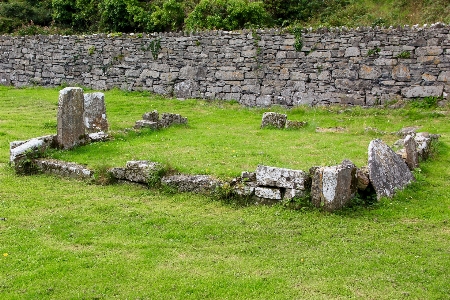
[0,86,449,299]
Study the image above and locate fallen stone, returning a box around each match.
[241,171,256,182]
[286,120,307,129]
[10,135,56,164]
[283,188,309,201]
[110,160,164,184]
[57,87,86,149]
[134,120,158,129]
[316,127,347,133]
[88,131,110,142]
[261,112,287,129]
[34,158,93,180]
[142,110,159,122]
[161,174,221,194]
[311,160,358,211]
[404,134,419,170]
[84,92,108,133]
[368,139,415,199]
[255,186,282,200]
[256,165,310,190]
[396,126,421,137]
[159,113,188,128]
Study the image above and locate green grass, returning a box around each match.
[0,87,449,299]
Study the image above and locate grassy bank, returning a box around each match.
[0,86,449,299]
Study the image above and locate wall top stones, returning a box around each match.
[1,24,449,107]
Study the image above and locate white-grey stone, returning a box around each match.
[401,86,444,98]
[84,92,108,133]
[57,87,85,149]
[256,165,310,190]
[255,186,282,200]
[368,139,415,199]
[260,112,287,129]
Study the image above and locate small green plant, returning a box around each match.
[195,40,201,46]
[93,165,116,185]
[147,166,166,188]
[141,38,162,60]
[291,25,303,52]
[396,51,411,59]
[113,54,124,61]
[409,96,441,109]
[136,33,143,38]
[251,29,263,72]
[87,46,96,56]
[367,47,381,57]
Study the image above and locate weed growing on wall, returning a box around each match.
[291,25,303,52]
[396,50,411,59]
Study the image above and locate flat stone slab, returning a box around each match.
[10,135,56,164]
[34,159,93,180]
[255,186,282,200]
[256,165,310,190]
[110,160,164,184]
[161,174,221,194]
[368,139,415,199]
[134,120,158,129]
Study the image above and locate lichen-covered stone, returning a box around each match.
[260,112,287,129]
[158,113,188,128]
[285,120,307,129]
[404,134,419,170]
[368,139,415,199]
[414,132,440,160]
[10,135,56,164]
[57,87,85,149]
[34,158,93,179]
[311,160,358,211]
[161,174,221,193]
[256,165,310,190]
[110,160,164,184]
[255,187,282,200]
[356,166,370,191]
[84,92,108,133]
[134,120,158,129]
[142,110,159,122]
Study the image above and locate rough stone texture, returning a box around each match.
[161,174,221,193]
[34,158,93,180]
[88,131,109,142]
[261,112,287,129]
[368,139,415,199]
[84,92,108,133]
[256,165,310,190]
[159,113,188,128]
[110,160,164,184]
[285,120,307,129]
[404,134,419,170]
[255,186,282,200]
[356,166,370,191]
[311,160,358,211]
[396,126,421,137]
[142,110,159,122]
[134,120,158,129]
[1,26,450,107]
[414,132,440,160]
[57,87,85,149]
[10,135,55,164]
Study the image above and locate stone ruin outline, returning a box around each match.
[9,88,441,212]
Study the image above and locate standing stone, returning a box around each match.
[311,160,358,211]
[57,87,85,149]
[260,112,287,129]
[84,92,108,133]
[404,135,419,170]
[368,139,415,199]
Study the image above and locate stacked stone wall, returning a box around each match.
[0,24,449,106]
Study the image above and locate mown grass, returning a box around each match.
[0,86,449,299]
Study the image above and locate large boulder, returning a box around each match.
[311,160,358,211]
[368,139,415,199]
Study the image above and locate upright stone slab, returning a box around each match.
[404,135,419,170]
[368,139,415,199]
[84,92,108,133]
[311,160,358,212]
[57,87,85,149]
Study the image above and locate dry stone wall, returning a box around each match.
[1,24,449,107]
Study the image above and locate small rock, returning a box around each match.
[261,112,287,129]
